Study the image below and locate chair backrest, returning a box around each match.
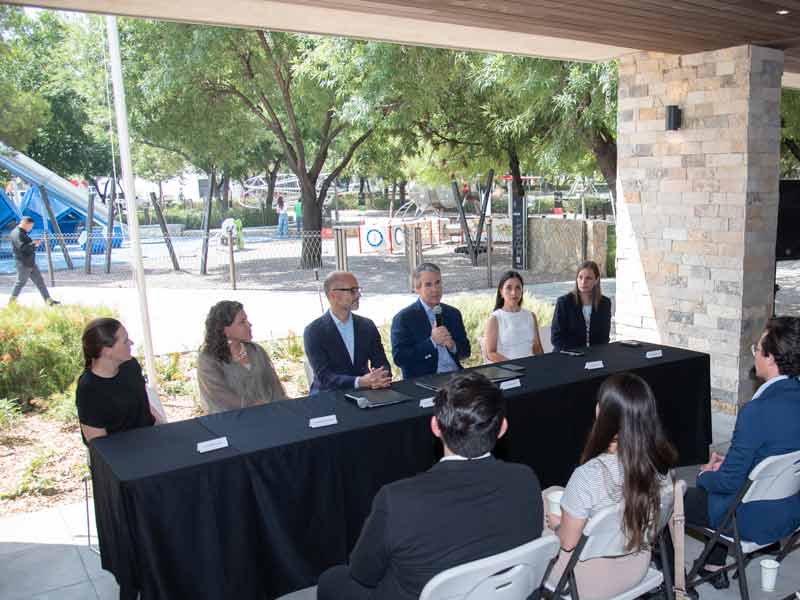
[419,535,560,600]
[303,357,314,389]
[538,325,553,354]
[743,449,800,503]
[579,482,674,561]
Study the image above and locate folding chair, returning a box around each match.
[538,326,553,354]
[419,535,560,600]
[542,485,675,600]
[686,449,800,600]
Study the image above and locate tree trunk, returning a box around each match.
[399,180,407,204]
[508,146,524,204]
[218,172,230,215]
[592,130,618,202]
[265,159,281,225]
[300,178,322,269]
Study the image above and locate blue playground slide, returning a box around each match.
[0,188,20,233]
[0,143,123,253]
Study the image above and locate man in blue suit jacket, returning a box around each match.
[686,316,800,589]
[391,263,470,379]
[304,272,392,394]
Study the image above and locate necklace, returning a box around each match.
[232,344,247,362]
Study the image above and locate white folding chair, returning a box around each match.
[543,485,675,600]
[303,357,315,389]
[686,449,800,600]
[538,325,553,354]
[419,535,560,600]
[479,336,489,364]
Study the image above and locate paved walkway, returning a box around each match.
[0,279,588,355]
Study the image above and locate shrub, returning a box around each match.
[2,449,57,499]
[0,397,21,431]
[42,384,78,425]
[0,303,116,406]
[606,224,616,278]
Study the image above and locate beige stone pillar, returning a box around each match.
[615,45,783,411]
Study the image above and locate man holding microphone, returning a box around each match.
[391,262,470,379]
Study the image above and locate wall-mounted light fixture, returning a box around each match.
[666,105,682,131]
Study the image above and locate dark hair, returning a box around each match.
[276,196,284,208]
[20,216,34,225]
[760,316,800,377]
[571,260,602,310]
[434,372,505,457]
[82,318,123,370]
[202,301,244,363]
[581,373,677,552]
[494,270,524,311]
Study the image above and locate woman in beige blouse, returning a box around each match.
[197,301,286,413]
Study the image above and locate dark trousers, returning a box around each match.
[11,263,51,301]
[317,565,373,600]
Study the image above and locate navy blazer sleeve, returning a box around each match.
[445,305,471,362]
[349,486,391,587]
[391,308,436,370]
[303,320,357,391]
[698,401,760,495]
[550,295,571,351]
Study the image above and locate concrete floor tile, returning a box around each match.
[89,572,120,600]
[30,580,99,600]
[0,544,89,600]
[0,507,71,551]
[57,500,97,547]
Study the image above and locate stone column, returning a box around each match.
[615,45,783,411]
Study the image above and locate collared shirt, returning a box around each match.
[752,374,789,400]
[420,300,458,374]
[329,309,355,364]
[440,452,491,462]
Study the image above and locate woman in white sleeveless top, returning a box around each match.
[484,270,544,362]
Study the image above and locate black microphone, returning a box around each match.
[433,304,443,327]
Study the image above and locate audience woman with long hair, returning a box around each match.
[543,373,677,599]
[76,318,161,444]
[197,301,286,413]
[484,270,544,361]
[551,260,611,351]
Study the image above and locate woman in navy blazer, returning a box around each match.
[687,317,800,589]
[551,260,611,351]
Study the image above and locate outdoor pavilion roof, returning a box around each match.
[5,0,800,88]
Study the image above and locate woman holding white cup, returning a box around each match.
[541,373,677,599]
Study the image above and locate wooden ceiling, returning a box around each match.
[8,0,800,80]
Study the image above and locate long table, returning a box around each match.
[89,342,711,599]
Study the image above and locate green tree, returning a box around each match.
[782,88,800,177]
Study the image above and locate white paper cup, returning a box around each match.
[547,490,564,517]
[760,558,780,592]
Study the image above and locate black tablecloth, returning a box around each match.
[90,342,710,599]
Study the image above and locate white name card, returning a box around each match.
[197,437,229,453]
[419,397,435,408]
[499,378,521,390]
[309,414,338,428]
[646,350,663,359]
[585,361,605,370]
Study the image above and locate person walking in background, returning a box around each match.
[276,195,288,238]
[484,270,544,361]
[8,216,59,306]
[294,198,303,234]
[551,260,611,351]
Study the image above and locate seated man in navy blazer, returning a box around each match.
[303,271,392,394]
[390,262,470,379]
[684,316,800,589]
[317,372,544,600]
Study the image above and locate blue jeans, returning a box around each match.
[295,216,303,233]
[278,213,288,237]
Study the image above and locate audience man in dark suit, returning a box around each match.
[304,271,391,394]
[317,372,544,600]
[390,262,470,379]
[8,216,59,306]
[683,316,800,589]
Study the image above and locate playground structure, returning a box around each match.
[0,144,124,254]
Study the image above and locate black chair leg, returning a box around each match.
[776,531,800,563]
[658,534,675,600]
[733,529,750,600]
